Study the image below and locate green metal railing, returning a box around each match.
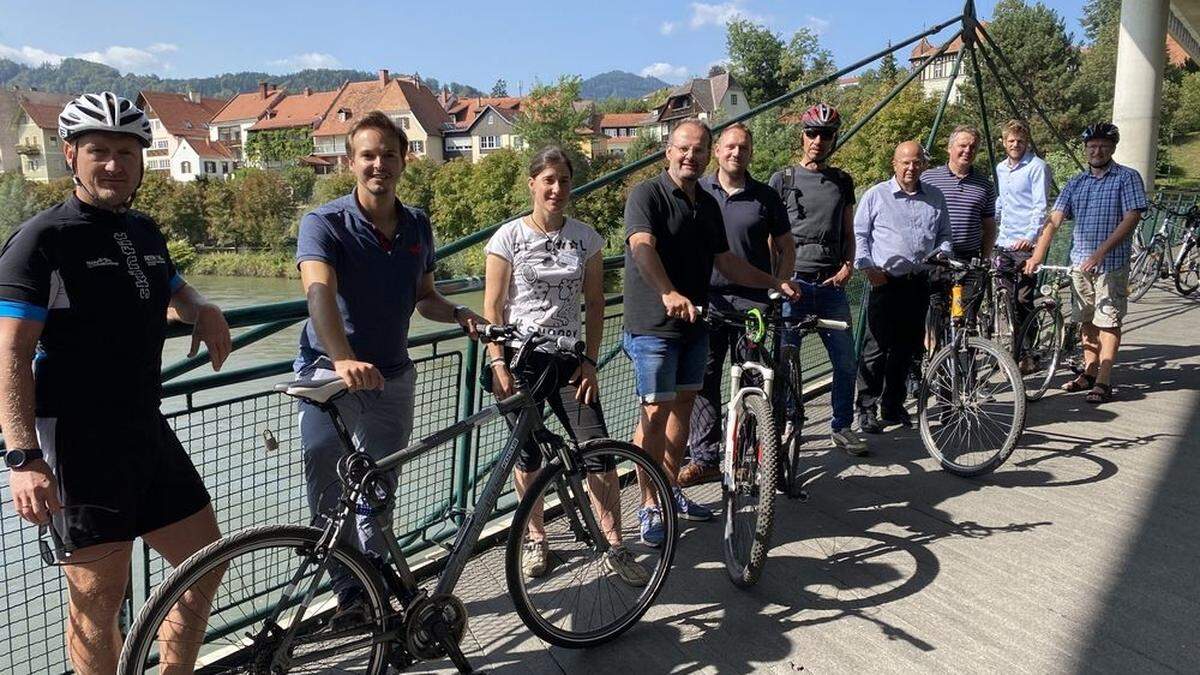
[0,3,1126,672]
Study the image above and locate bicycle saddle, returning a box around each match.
[274,372,348,403]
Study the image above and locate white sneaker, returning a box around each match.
[831,428,868,456]
[522,539,549,578]
[603,545,650,587]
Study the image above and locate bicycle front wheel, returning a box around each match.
[1128,246,1161,302]
[1174,237,1200,296]
[723,390,778,587]
[918,337,1027,476]
[119,524,390,674]
[1015,303,1064,401]
[505,439,677,649]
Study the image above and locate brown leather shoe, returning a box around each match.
[677,461,721,487]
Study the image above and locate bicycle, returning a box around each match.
[1171,213,1200,296]
[118,327,678,674]
[975,249,1029,355]
[1129,203,1190,301]
[1012,264,1083,400]
[701,296,848,587]
[918,255,1028,477]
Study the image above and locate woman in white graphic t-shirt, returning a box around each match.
[483,146,648,586]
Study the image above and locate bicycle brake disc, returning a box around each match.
[405,593,469,660]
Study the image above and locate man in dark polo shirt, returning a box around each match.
[769,102,867,455]
[295,111,483,625]
[921,125,997,326]
[678,122,794,487]
[623,119,800,543]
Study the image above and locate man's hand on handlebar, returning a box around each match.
[775,278,803,300]
[661,290,698,322]
[1021,254,1042,277]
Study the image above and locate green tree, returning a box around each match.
[726,21,834,107]
[282,166,317,203]
[429,159,477,242]
[1175,71,1200,134]
[0,172,36,241]
[136,173,208,244]
[747,113,797,180]
[491,78,509,97]
[202,178,236,244]
[29,177,74,211]
[244,128,314,166]
[228,169,295,248]
[571,153,626,238]
[312,171,357,205]
[958,0,1080,140]
[513,76,592,173]
[833,84,938,186]
[397,157,439,213]
[468,148,527,228]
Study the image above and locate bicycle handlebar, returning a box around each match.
[1037,264,1077,273]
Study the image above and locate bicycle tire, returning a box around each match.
[1128,246,1161,302]
[119,524,390,675]
[778,345,807,500]
[504,439,677,649]
[917,336,1027,477]
[1016,303,1063,401]
[993,288,1016,355]
[1174,236,1200,296]
[723,391,778,588]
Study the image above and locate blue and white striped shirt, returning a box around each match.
[920,165,995,256]
[1052,162,1147,273]
[995,152,1052,248]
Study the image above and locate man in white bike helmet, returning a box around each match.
[0,91,232,674]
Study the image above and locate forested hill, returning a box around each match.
[580,70,671,100]
[0,58,484,99]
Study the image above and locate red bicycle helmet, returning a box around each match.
[801,103,841,130]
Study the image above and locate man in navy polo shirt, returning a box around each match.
[294,111,483,626]
[679,122,795,487]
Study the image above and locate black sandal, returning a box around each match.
[1062,373,1096,393]
[1085,383,1113,404]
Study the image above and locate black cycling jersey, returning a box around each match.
[0,195,183,417]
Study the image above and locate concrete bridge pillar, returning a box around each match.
[1112,0,1169,192]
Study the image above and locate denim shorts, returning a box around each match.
[622,331,709,403]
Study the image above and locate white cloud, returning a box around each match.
[688,1,764,29]
[805,15,831,34]
[660,21,677,36]
[268,52,341,71]
[74,46,166,73]
[0,42,177,73]
[0,43,65,66]
[640,62,689,82]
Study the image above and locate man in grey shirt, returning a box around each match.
[853,141,952,432]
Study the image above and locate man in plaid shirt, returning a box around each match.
[1025,122,1146,404]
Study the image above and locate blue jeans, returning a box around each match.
[622,331,709,403]
[782,278,857,431]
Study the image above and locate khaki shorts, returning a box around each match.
[1070,266,1129,329]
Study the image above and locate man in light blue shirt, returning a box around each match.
[853,141,951,432]
[995,119,1052,333]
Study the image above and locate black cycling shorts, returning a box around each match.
[36,412,211,551]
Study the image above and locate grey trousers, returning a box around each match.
[299,366,417,598]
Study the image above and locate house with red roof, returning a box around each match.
[4,89,74,182]
[642,72,748,142]
[207,82,288,161]
[594,112,651,157]
[908,24,988,104]
[136,90,231,179]
[247,86,341,171]
[312,70,454,167]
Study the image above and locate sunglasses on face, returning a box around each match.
[804,129,835,141]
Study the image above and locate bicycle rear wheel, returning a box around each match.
[1174,237,1200,296]
[917,337,1027,476]
[119,525,390,675]
[723,390,778,587]
[1015,303,1063,401]
[1128,246,1162,302]
[505,439,676,648]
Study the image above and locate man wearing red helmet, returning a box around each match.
[768,103,867,455]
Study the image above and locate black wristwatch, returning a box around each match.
[4,448,44,469]
[452,305,469,322]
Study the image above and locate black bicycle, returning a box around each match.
[703,296,848,586]
[118,327,677,674]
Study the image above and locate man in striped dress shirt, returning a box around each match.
[921,125,997,325]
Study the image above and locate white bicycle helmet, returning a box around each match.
[58,92,153,148]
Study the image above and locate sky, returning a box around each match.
[0,0,1092,91]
